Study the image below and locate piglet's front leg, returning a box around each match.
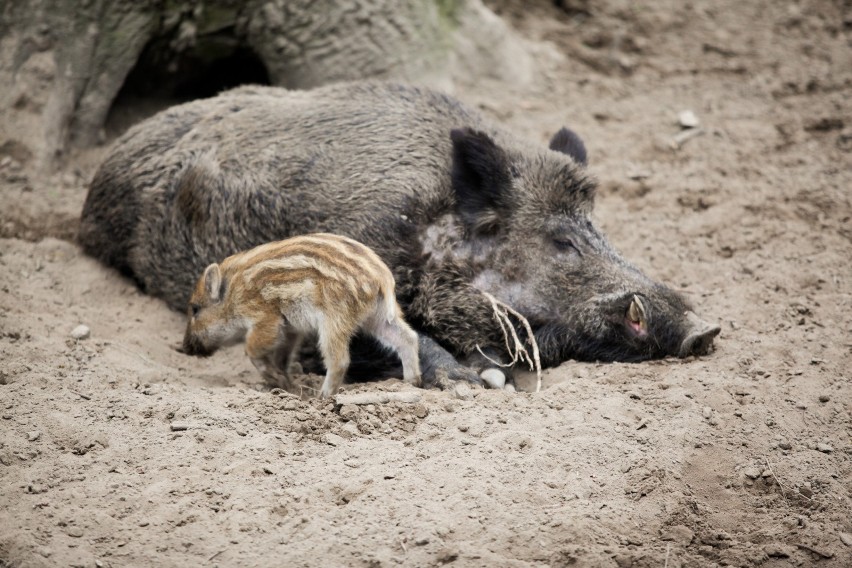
[246,315,293,390]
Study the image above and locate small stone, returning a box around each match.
[70,325,90,340]
[818,394,830,403]
[778,440,792,450]
[816,443,833,453]
[678,110,700,129]
[138,520,149,527]
[453,382,474,401]
[839,532,852,547]
[436,546,459,564]
[702,406,712,419]
[66,526,84,538]
[480,368,506,390]
[764,544,795,558]
[339,405,358,421]
[743,467,761,479]
[324,433,345,447]
[415,536,430,546]
[27,430,41,442]
[457,424,469,432]
[662,525,694,545]
[169,422,189,432]
[343,459,361,468]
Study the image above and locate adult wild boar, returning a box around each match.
[79,82,720,387]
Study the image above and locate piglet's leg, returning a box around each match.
[246,315,290,390]
[317,326,351,399]
[367,310,422,388]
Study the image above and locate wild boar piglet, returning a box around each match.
[182,233,421,398]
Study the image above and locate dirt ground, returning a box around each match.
[1,0,850,566]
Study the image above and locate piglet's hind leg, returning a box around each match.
[317,327,351,399]
[367,309,422,387]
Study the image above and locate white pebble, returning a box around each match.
[678,110,700,129]
[480,368,506,390]
[70,325,90,340]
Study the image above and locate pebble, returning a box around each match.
[338,405,358,421]
[662,524,694,545]
[66,526,84,538]
[816,443,833,453]
[415,536,430,546]
[480,368,506,390]
[27,430,41,442]
[324,433,345,447]
[743,467,762,479]
[818,394,830,403]
[70,325,90,340]
[436,547,459,564]
[702,406,712,419]
[453,382,474,401]
[169,422,190,431]
[778,440,792,450]
[678,110,700,129]
[839,532,852,547]
[763,544,795,558]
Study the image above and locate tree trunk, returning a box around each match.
[0,0,535,170]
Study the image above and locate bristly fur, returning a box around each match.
[181,233,421,397]
[81,81,720,386]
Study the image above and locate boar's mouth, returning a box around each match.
[678,311,721,357]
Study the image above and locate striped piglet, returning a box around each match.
[181,233,421,398]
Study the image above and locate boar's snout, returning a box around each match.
[181,332,216,357]
[678,311,721,357]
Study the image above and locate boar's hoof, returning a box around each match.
[422,364,482,390]
[418,334,482,389]
[679,312,722,357]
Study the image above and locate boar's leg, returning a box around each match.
[463,348,515,391]
[417,334,481,389]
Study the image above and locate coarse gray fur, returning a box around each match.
[79,81,720,387]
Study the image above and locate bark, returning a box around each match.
[0,0,535,170]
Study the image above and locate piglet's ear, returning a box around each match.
[203,263,223,302]
[450,128,514,234]
[549,127,588,166]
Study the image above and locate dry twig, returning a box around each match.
[475,292,542,392]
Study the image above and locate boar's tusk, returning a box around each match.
[678,311,721,357]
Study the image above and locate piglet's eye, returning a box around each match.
[190,304,201,317]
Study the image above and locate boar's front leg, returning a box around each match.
[409,264,510,389]
[463,347,516,391]
[417,334,481,389]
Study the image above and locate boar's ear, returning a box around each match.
[202,263,223,302]
[549,127,588,166]
[450,128,513,234]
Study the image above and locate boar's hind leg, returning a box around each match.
[417,335,481,389]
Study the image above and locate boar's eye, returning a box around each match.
[553,237,581,256]
[190,304,201,318]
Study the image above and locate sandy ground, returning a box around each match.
[1,0,850,566]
